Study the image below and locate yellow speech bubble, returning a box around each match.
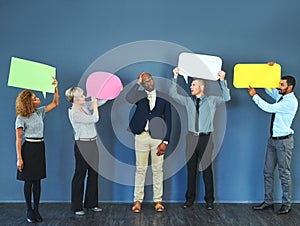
[7,57,56,98]
[233,63,281,91]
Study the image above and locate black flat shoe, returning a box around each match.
[182,201,193,209]
[26,218,36,223]
[34,209,43,222]
[26,209,36,223]
[253,202,274,210]
[277,205,291,215]
[206,202,214,210]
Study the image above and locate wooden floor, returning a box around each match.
[1,203,300,226]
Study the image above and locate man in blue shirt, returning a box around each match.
[248,74,298,214]
[170,67,231,210]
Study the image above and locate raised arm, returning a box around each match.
[46,77,59,113]
[91,96,99,116]
[86,98,107,111]
[218,70,231,102]
[169,67,190,105]
[126,73,145,104]
[71,97,99,124]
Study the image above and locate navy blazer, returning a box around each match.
[126,83,172,142]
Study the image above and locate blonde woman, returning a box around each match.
[65,87,106,216]
[15,78,59,223]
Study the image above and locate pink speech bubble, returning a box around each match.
[86,72,122,100]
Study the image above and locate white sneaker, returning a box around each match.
[75,210,85,216]
[91,207,103,212]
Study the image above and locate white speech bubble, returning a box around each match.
[178,52,222,83]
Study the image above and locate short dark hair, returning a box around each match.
[193,78,206,87]
[281,75,296,90]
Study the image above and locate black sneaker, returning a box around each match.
[277,205,291,215]
[182,201,193,209]
[26,209,36,223]
[206,202,214,210]
[34,209,43,222]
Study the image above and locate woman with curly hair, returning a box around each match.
[15,77,59,223]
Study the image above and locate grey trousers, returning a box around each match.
[264,136,294,206]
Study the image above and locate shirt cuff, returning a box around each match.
[163,141,169,144]
[252,94,259,101]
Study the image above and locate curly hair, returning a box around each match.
[16,90,35,117]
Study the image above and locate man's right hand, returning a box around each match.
[248,86,257,97]
[173,67,179,79]
[137,72,145,85]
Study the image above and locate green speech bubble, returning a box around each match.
[7,57,56,98]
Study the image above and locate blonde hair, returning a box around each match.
[65,87,84,103]
[16,90,35,117]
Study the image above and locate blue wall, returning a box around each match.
[1,0,300,203]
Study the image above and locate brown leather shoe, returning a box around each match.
[132,201,141,213]
[154,202,164,212]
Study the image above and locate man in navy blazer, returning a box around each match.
[126,72,171,213]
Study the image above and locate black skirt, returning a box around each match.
[17,141,46,181]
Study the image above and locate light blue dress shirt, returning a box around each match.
[252,88,298,137]
[170,79,231,133]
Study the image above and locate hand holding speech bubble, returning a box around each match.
[86,72,123,100]
[178,52,222,83]
[7,57,56,98]
[233,63,281,91]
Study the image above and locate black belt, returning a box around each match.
[271,134,292,140]
[188,132,211,136]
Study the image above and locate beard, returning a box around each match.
[277,87,288,95]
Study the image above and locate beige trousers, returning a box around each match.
[134,132,164,203]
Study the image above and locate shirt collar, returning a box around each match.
[194,95,206,101]
[145,89,156,95]
[283,92,294,98]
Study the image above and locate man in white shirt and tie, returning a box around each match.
[249,72,298,214]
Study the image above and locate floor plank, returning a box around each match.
[0,203,299,225]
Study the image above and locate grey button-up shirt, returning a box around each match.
[169,79,231,133]
[68,100,106,140]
